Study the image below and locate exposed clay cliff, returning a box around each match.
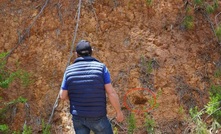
[1,0,221,133]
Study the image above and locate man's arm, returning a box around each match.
[105,83,124,122]
[59,89,69,100]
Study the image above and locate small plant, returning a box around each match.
[22,124,32,134]
[0,97,27,119]
[113,127,118,134]
[194,0,203,6]
[145,114,155,134]
[214,68,221,78]
[140,56,154,75]
[0,52,15,88]
[205,85,221,123]
[0,52,32,88]
[128,112,136,134]
[183,15,194,29]
[189,107,209,134]
[0,52,31,133]
[215,25,221,41]
[146,0,153,6]
[18,70,32,87]
[0,52,8,67]
[0,124,9,133]
[42,120,51,134]
[206,4,214,14]
[12,131,21,134]
[148,96,159,109]
[213,0,219,10]
[178,106,185,114]
[147,60,153,74]
[8,96,27,105]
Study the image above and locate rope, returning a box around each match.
[47,0,82,125]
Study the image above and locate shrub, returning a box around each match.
[0,52,32,133]
[0,124,9,133]
[189,107,209,134]
[205,85,221,123]
[145,114,155,134]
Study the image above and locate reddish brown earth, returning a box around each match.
[1,0,221,133]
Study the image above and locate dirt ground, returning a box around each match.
[1,0,221,133]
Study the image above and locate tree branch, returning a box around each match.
[4,0,50,60]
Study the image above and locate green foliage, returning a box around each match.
[189,106,201,119]
[146,0,153,6]
[42,120,51,134]
[0,97,27,119]
[205,85,221,123]
[147,60,153,74]
[0,52,8,68]
[113,127,118,134]
[148,96,159,109]
[17,70,32,87]
[189,107,209,134]
[0,70,31,89]
[187,90,221,133]
[0,52,32,133]
[206,4,214,14]
[0,75,13,88]
[183,15,194,29]
[214,68,221,78]
[194,0,203,5]
[145,114,155,134]
[147,90,161,109]
[22,124,32,134]
[215,25,221,41]
[128,113,136,134]
[141,56,154,74]
[182,0,219,32]
[0,52,32,88]
[12,131,21,134]
[213,0,219,10]
[193,0,219,14]
[8,96,27,105]
[0,124,9,133]
[178,106,185,114]
[0,52,11,88]
[209,85,221,98]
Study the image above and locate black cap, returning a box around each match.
[76,40,92,56]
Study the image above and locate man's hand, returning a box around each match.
[116,110,124,122]
[105,83,124,122]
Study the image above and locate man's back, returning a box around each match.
[65,56,107,117]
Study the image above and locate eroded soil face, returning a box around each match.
[1,0,221,133]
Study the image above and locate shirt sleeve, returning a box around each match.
[61,72,68,90]
[103,66,111,84]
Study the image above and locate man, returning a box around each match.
[60,40,124,134]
